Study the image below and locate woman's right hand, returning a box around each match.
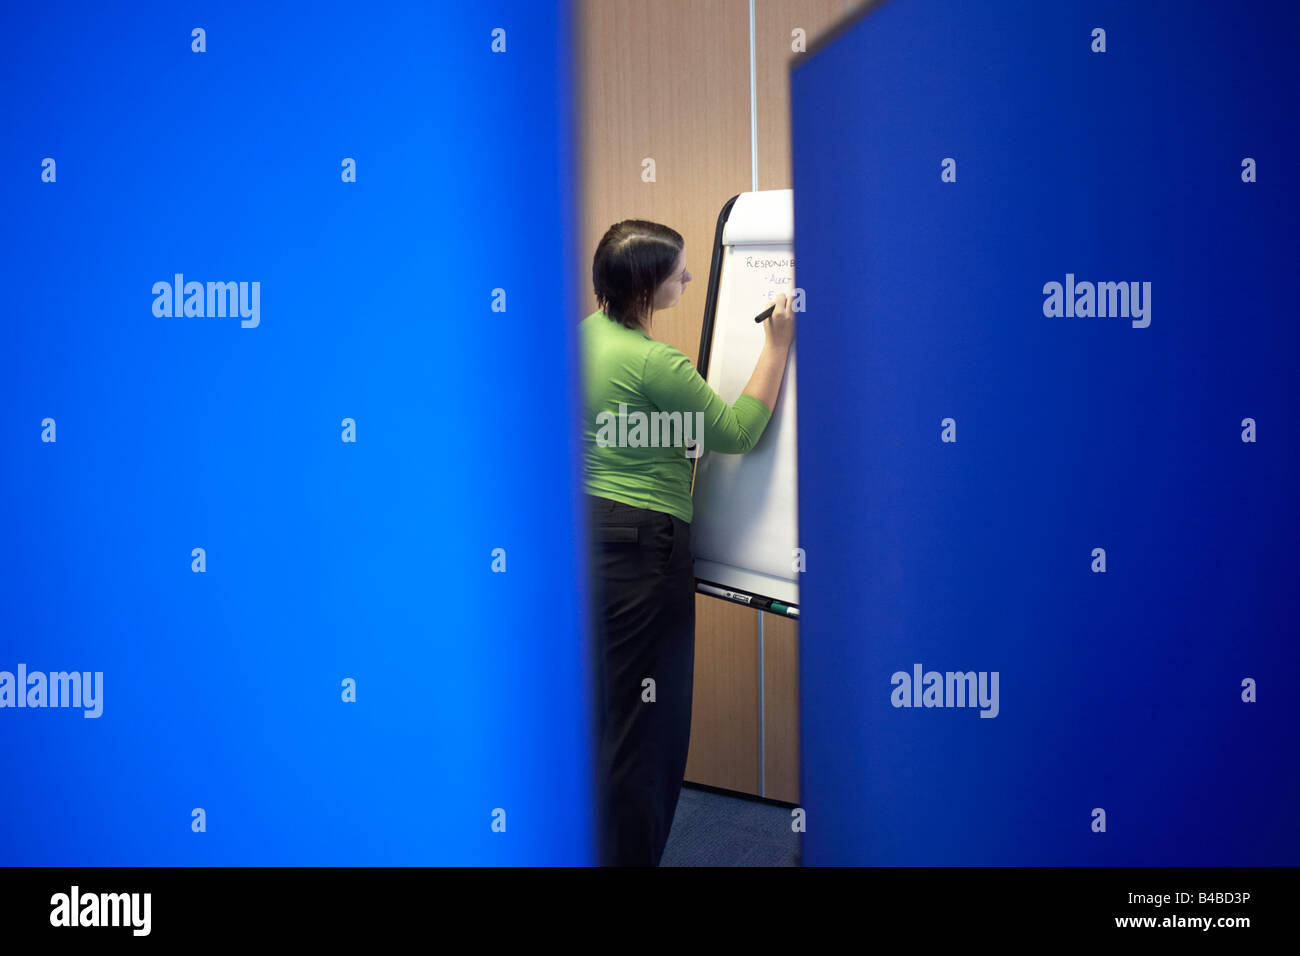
[764,293,795,349]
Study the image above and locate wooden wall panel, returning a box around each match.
[575,0,752,365]
[755,0,846,191]
[761,612,801,802]
[685,594,760,792]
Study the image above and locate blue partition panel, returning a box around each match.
[792,0,1298,865]
[0,1,592,865]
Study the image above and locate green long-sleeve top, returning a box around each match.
[580,310,773,523]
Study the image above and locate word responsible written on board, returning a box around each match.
[743,254,800,308]
[744,254,793,270]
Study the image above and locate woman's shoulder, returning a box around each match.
[643,337,691,366]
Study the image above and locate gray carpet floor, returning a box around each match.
[659,784,802,866]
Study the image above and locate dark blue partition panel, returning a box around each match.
[792,0,1298,865]
[0,1,592,864]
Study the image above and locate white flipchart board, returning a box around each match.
[692,190,798,610]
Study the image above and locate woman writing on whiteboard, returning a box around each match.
[581,219,795,866]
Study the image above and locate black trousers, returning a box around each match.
[586,493,695,866]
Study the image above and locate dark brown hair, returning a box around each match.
[592,220,683,330]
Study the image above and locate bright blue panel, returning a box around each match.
[0,1,593,864]
[792,0,1298,864]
